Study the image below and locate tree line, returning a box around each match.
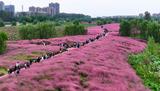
[18,22,56,40]
[120,19,160,43]
[119,11,160,43]
[64,21,87,35]
[18,21,86,40]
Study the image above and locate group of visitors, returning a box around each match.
[7,27,109,75]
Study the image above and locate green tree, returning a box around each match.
[73,20,80,25]
[0,32,8,54]
[144,11,151,20]
[19,22,56,40]
[11,21,16,26]
[64,23,86,35]
[120,20,131,36]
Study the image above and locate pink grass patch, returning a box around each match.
[0,23,149,91]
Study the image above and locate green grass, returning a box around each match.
[0,67,8,76]
[10,53,34,61]
[128,37,160,91]
[31,51,46,56]
[10,51,46,61]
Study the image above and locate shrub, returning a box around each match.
[11,21,16,26]
[96,20,106,25]
[120,20,131,36]
[0,19,4,27]
[73,20,80,25]
[144,11,151,20]
[120,19,160,43]
[22,21,26,25]
[0,32,8,54]
[129,37,160,91]
[64,23,86,35]
[33,20,38,24]
[19,22,56,40]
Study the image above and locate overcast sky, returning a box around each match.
[2,0,160,17]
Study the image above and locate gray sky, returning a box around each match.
[2,0,160,17]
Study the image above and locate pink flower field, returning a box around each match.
[0,23,150,91]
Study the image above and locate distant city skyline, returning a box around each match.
[1,0,160,17]
[29,2,60,16]
[0,1,15,14]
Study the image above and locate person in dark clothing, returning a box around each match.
[73,42,77,48]
[90,38,94,42]
[45,54,49,59]
[86,40,89,44]
[63,46,68,51]
[50,52,54,57]
[14,62,20,75]
[46,52,52,58]
[29,59,33,65]
[59,47,63,53]
[80,42,85,46]
[43,55,46,60]
[96,36,100,40]
[52,52,56,56]
[37,57,41,62]
[102,33,105,36]
[63,43,69,49]
[19,63,25,69]
[101,26,104,28]
[104,28,108,33]
[15,68,20,75]
[24,62,30,69]
[15,62,20,70]
[30,59,37,63]
[8,66,16,74]
[76,42,80,48]
[44,54,49,60]
[55,51,60,55]
[8,68,12,74]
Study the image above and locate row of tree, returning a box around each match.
[0,32,8,54]
[18,22,56,40]
[120,19,160,43]
[16,13,92,24]
[18,21,86,40]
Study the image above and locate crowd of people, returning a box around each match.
[7,26,109,76]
